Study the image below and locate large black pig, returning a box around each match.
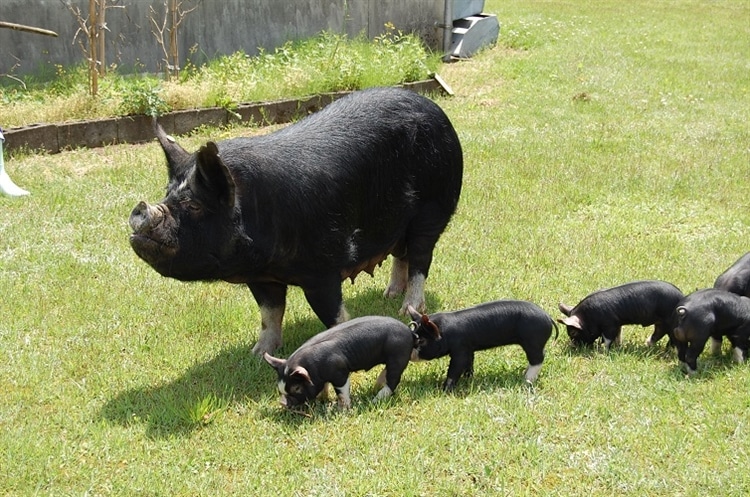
[128,87,463,355]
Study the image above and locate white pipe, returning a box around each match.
[442,0,453,61]
[0,129,30,196]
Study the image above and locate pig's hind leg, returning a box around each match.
[727,333,748,364]
[647,322,672,347]
[396,208,449,314]
[373,368,394,402]
[374,349,412,402]
[522,346,545,383]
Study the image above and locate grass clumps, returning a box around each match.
[0,26,440,127]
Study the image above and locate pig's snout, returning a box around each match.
[129,201,162,233]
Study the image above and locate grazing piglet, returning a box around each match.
[558,280,684,349]
[672,288,750,375]
[263,316,414,409]
[129,87,463,356]
[713,252,750,297]
[407,300,556,391]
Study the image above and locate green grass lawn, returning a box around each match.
[2,0,749,495]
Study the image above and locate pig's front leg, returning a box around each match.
[384,257,408,299]
[601,326,621,350]
[249,282,287,355]
[683,337,709,375]
[675,341,690,373]
[333,377,352,409]
[444,351,474,392]
[709,335,723,355]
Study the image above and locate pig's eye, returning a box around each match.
[181,200,204,215]
[289,384,303,395]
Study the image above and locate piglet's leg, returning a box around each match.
[373,365,394,401]
[443,352,473,392]
[732,347,745,363]
[374,359,406,402]
[675,342,694,375]
[727,336,747,363]
[524,363,543,383]
[523,347,545,383]
[375,368,387,388]
[710,337,723,355]
[601,327,621,350]
[373,385,393,402]
[334,377,352,409]
[684,338,708,376]
[646,323,666,347]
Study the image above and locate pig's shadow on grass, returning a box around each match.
[261,365,532,429]
[97,289,443,438]
[560,334,745,379]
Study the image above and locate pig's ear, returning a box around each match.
[290,366,313,385]
[559,315,583,331]
[195,142,236,209]
[558,303,574,316]
[262,352,286,373]
[421,314,441,340]
[153,118,191,180]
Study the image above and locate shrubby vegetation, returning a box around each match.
[0,26,440,126]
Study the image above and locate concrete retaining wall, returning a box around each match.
[3,78,446,155]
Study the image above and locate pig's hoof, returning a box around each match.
[680,362,696,376]
[372,385,393,403]
[252,336,282,356]
[383,283,406,299]
[524,364,543,383]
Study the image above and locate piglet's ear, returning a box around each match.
[559,315,583,331]
[421,314,441,340]
[290,366,313,385]
[195,142,236,209]
[558,303,574,316]
[263,353,286,373]
[406,305,422,322]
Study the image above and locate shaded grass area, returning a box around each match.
[1,0,749,495]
